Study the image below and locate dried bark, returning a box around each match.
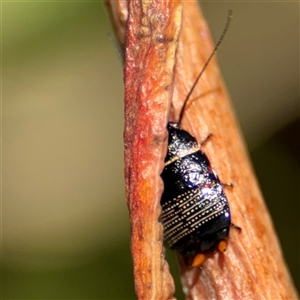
[106,0,182,298]
[105,0,298,299]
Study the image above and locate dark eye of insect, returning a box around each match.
[159,10,240,267]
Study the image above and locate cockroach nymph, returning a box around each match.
[160,10,240,267]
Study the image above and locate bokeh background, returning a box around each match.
[2,1,299,299]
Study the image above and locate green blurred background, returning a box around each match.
[1,1,299,299]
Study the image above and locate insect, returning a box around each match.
[160,10,240,267]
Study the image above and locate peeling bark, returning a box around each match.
[105,0,298,299]
[106,0,182,298]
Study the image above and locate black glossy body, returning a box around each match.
[160,123,231,261]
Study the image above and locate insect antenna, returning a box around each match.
[178,10,233,126]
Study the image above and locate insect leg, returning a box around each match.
[198,133,213,147]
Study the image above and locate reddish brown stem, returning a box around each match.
[106,0,182,298]
[105,0,298,299]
